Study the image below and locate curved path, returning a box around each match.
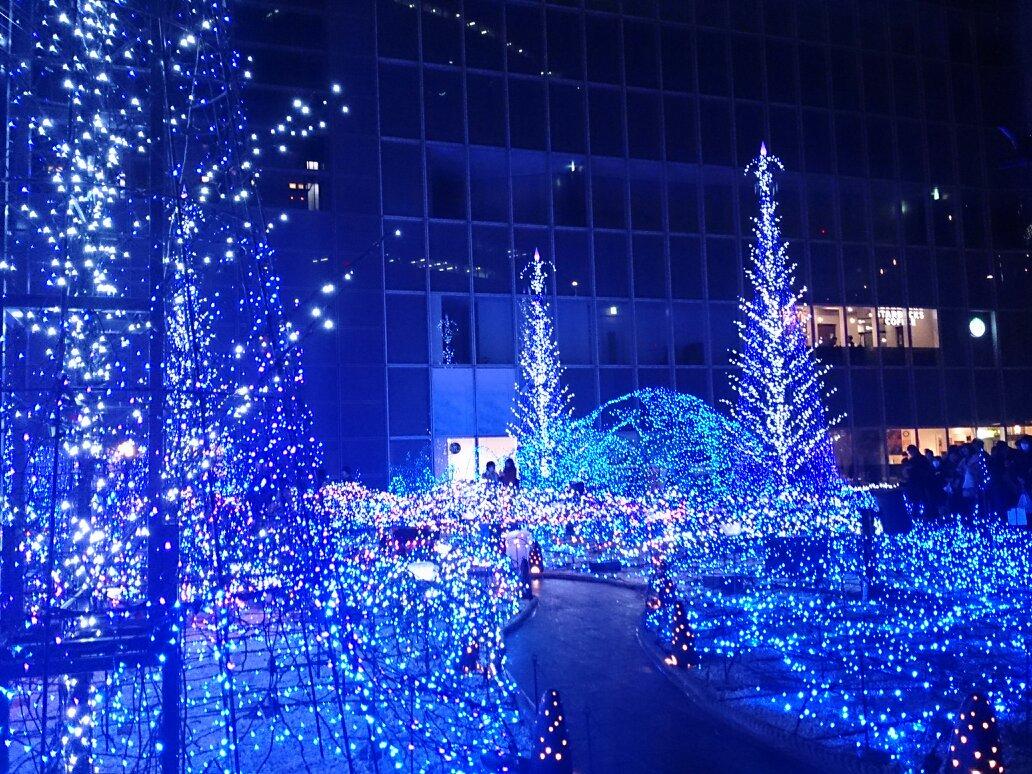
[505,578,813,774]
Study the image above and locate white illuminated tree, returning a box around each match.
[729,144,841,499]
[509,250,573,487]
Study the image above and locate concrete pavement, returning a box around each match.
[505,577,814,774]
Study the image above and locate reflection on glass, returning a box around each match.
[909,309,940,348]
[876,306,911,348]
[846,306,877,348]
[812,305,845,347]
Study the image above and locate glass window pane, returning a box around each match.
[377,0,418,59]
[908,308,940,349]
[423,69,464,142]
[931,187,958,247]
[427,144,467,219]
[704,183,735,235]
[469,147,509,222]
[381,142,424,217]
[509,78,548,150]
[633,233,666,298]
[766,40,798,104]
[465,0,504,70]
[807,179,836,239]
[870,181,899,242]
[810,243,841,302]
[905,248,936,308]
[835,114,867,177]
[624,21,659,87]
[475,296,514,364]
[432,368,475,436]
[778,178,803,238]
[697,30,729,96]
[422,0,462,65]
[901,185,928,245]
[707,237,739,301]
[472,224,511,293]
[586,16,622,84]
[769,106,801,170]
[636,303,670,365]
[506,4,544,75]
[630,161,664,231]
[893,57,920,117]
[670,235,703,298]
[379,64,421,138]
[867,116,895,178]
[550,83,587,153]
[811,305,845,347]
[384,221,426,291]
[802,110,833,174]
[661,27,693,91]
[557,299,595,365]
[668,165,699,233]
[594,231,630,297]
[386,295,428,363]
[843,244,875,304]
[845,306,878,349]
[700,99,733,166]
[467,74,507,145]
[432,295,472,364]
[897,121,925,183]
[514,227,551,283]
[839,180,867,240]
[547,9,584,80]
[830,49,860,111]
[388,369,430,435]
[591,158,627,229]
[599,367,634,403]
[664,95,698,163]
[961,190,986,247]
[708,303,737,365]
[555,229,591,296]
[429,222,470,292]
[589,88,626,157]
[673,303,707,364]
[735,102,765,170]
[799,45,829,106]
[598,303,634,364]
[511,150,549,224]
[553,156,588,227]
[627,91,662,160]
[732,36,764,101]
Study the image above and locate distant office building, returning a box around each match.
[238,0,1032,488]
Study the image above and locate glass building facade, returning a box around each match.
[238,0,1032,488]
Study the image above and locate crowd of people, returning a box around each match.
[902,436,1032,520]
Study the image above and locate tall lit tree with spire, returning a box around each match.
[729,145,841,500]
[509,249,572,487]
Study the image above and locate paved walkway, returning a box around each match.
[505,578,813,774]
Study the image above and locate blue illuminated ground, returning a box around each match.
[506,578,809,773]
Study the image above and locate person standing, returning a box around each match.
[499,458,520,488]
[482,460,499,485]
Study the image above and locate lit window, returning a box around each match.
[288,181,321,211]
[306,160,321,171]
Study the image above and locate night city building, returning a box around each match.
[238,0,1032,488]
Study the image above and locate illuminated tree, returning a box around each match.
[945,692,1004,773]
[663,601,699,669]
[729,144,841,500]
[528,541,544,575]
[530,689,573,774]
[510,250,573,487]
